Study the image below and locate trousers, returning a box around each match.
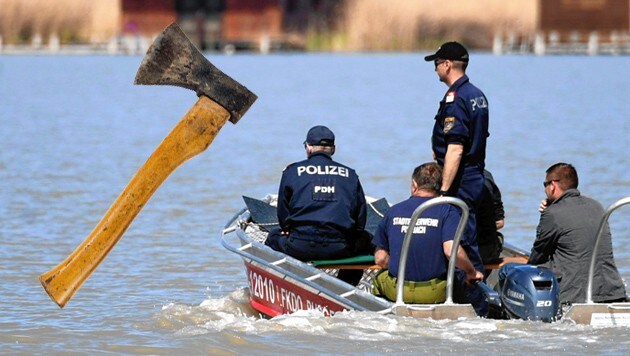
[371,270,446,304]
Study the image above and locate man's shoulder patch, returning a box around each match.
[443,116,455,133]
[445,91,456,103]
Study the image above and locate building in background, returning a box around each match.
[121,0,177,37]
[540,0,629,38]
[117,0,340,52]
[494,0,630,55]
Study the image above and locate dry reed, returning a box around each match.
[0,0,118,44]
[340,0,537,51]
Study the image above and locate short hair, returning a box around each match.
[546,162,578,190]
[412,162,442,193]
[452,60,468,71]
[311,145,334,154]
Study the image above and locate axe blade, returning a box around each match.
[134,23,257,124]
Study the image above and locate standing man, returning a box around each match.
[424,41,489,313]
[371,163,483,305]
[265,125,372,266]
[528,163,627,305]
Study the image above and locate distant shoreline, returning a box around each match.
[2,44,628,57]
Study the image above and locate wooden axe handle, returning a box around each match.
[39,96,230,308]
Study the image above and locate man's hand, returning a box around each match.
[444,240,484,286]
[465,270,484,286]
[374,248,390,269]
[538,199,549,213]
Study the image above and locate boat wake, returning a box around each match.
[152,288,611,342]
[150,289,630,353]
[154,288,259,336]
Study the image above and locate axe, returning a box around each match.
[39,23,257,308]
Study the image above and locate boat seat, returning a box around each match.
[311,254,528,271]
[484,256,529,270]
[311,255,381,270]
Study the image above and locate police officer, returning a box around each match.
[265,125,371,265]
[424,41,490,315]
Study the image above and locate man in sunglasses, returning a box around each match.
[424,41,490,316]
[528,162,627,305]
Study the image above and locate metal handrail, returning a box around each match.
[395,197,469,305]
[220,213,391,312]
[585,196,630,304]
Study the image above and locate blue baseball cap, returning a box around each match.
[304,125,335,146]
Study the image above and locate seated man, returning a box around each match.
[265,125,372,264]
[476,169,506,268]
[371,162,483,304]
[528,162,627,305]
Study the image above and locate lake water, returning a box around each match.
[1,52,629,354]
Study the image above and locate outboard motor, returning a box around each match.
[499,264,561,322]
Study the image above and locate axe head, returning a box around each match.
[134,23,257,124]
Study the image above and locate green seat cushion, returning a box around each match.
[311,254,375,267]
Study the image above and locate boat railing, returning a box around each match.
[585,196,630,304]
[220,208,392,313]
[395,196,469,306]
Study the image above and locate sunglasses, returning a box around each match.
[543,179,559,187]
[434,59,447,68]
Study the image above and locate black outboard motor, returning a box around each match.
[478,264,561,322]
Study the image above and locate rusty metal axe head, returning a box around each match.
[134,23,257,124]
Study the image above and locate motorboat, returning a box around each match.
[221,194,630,326]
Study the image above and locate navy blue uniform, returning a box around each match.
[372,196,460,281]
[431,74,488,271]
[266,151,368,262]
[432,74,488,174]
[431,74,489,316]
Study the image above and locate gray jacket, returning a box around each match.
[528,189,626,304]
